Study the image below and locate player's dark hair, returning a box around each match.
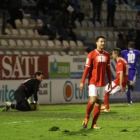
[113,48,121,56]
[95,35,106,42]
[128,41,135,49]
[34,71,43,78]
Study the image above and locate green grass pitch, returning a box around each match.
[0,103,140,140]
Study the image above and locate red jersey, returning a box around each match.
[85,49,111,86]
[113,58,128,87]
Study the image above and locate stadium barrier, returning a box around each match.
[0,55,140,106]
[0,79,140,106]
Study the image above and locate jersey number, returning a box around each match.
[127,53,135,63]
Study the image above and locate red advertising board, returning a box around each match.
[0,55,48,80]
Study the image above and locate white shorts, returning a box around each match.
[89,84,105,100]
[105,81,120,95]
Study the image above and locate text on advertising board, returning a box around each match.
[63,81,89,102]
[0,55,48,79]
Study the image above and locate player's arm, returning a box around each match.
[80,66,90,90]
[119,72,124,92]
[80,54,91,90]
[106,65,112,84]
[106,55,112,89]
[33,80,40,102]
[106,65,112,90]
[118,62,124,92]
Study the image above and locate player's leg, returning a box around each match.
[91,99,102,129]
[2,86,26,112]
[2,102,11,112]
[102,81,120,111]
[82,85,98,128]
[103,90,110,111]
[126,81,134,105]
[91,86,105,129]
[15,100,31,111]
[126,70,136,105]
[101,82,113,111]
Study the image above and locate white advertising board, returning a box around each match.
[0,79,140,106]
[0,79,89,106]
[0,80,51,106]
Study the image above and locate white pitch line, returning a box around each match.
[2,118,76,125]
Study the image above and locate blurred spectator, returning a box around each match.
[7,0,23,29]
[135,39,140,50]
[135,11,140,42]
[35,0,50,15]
[53,5,77,41]
[135,11,140,50]
[116,28,136,50]
[107,0,117,27]
[36,0,61,15]
[116,31,127,50]
[0,0,8,35]
[36,24,56,40]
[135,0,140,6]
[69,0,84,22]
[61,0,70,12]
[90,0,102,23]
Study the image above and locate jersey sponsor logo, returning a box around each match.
[97,56,106,62]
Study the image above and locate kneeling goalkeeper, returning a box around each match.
[3,71,43,111]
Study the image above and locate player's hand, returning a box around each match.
[120,85,124,92]
[80,83,85,90]
[108,83,112,91]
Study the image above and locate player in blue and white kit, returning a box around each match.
[121,41,140,105]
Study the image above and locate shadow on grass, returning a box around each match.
[62,128,98,136]
[101,111,117,115]
[112,105,127,108]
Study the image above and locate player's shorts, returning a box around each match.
[88,84,105,100]
[105,81,120,95]
[128,69,136,83]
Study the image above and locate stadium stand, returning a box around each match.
[0,0,139,55]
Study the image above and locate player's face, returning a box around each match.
[96,38,106,50]
[36,74,43,82]
[112,51,117,59]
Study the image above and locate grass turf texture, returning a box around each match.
[0,103,140,140]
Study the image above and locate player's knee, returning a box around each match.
[89,97,96,104]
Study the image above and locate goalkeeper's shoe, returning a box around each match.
[82,118,89,128]
[3,102,11,112]
[91,124,102,129]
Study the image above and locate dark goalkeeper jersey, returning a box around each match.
[21,78,41,102]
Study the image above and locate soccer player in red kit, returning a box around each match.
[80,36,112,129]
[101,48,128,112]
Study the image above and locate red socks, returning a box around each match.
[104,93,110,109]
[85,102,93,119]
[92,106,100,125]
